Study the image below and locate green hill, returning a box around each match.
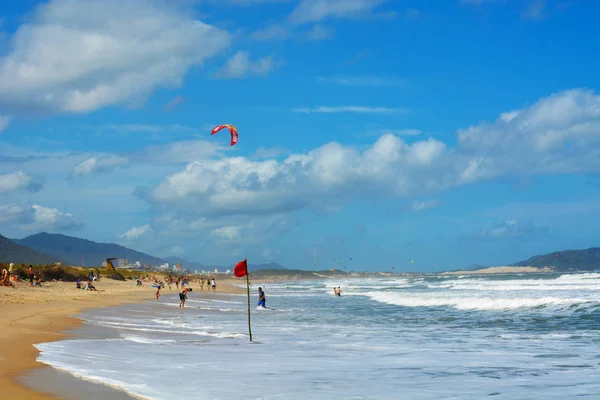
[0,233,60,264]
[513,248,600,271]
[14,232,166,267]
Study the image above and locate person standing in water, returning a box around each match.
[257,287,266,308]
[179,287,192,308]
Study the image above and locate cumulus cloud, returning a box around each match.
[136,88,600,222]
[457,88,600,179]
[141,135,449,217]
[119,224,152,240]
[0,170,42,193]
[0,203,82,231]
[0,0,231,116]
[72,155,129,177]
[216,51,279,79]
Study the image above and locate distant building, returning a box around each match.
[135,261,141,267]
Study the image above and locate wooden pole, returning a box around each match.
[245,259,252,342]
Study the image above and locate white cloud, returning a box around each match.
[249,24,290,41]
[138,88,600,222]
[0,170,40,193]
[72,155,129,177]
[410,199,440,212]
[119,224,151,240]
[456,88,600,178]
[216,51,279,79]
[0,203,82,231]
[0,115,10,132]
[212,226,240,240]
[143,135,449,217]
[0,0,231,115]
[289,0,388,25]
[293,106,407,114]
[316,75,406,86]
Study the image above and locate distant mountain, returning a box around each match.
[0,233,60,265]
[248,262,288,271]
[14,232,166,267]
[513,248,600,271]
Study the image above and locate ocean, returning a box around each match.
[35,273,600,399]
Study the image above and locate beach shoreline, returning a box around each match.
[0,277,245,400]
[440,266,554,275]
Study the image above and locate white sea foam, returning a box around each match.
[34,273,600,400]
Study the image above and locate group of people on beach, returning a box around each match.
[150,275,218,305]
[76,278,97,291]
[1,264,44,287]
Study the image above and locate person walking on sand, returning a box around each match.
[211,278,216,291]
[179,287,192,308]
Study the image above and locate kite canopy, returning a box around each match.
[211,124,239,146]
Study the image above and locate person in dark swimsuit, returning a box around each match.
[257,287,266,308]
[179,287,192,308]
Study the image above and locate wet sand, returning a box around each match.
[0,277,244,400]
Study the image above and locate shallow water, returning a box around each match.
[35,273,600,399]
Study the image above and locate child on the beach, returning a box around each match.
[155,282,162,301]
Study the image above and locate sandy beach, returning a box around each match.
[0,276,244,400]
[441,266,554,275]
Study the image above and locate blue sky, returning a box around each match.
[1,0,600,271]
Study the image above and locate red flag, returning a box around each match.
[234,259,248,277]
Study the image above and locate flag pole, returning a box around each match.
[245,259,253,342]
